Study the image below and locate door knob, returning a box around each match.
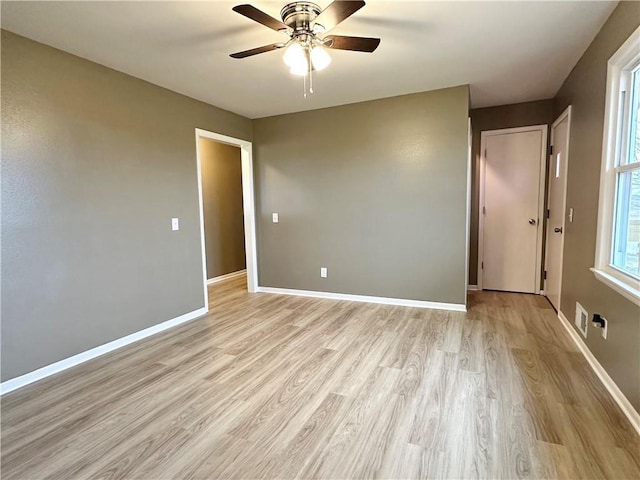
[529,218,537,225]
[554,227,563,233]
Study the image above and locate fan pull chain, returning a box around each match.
[309,50,314,94]
[301,49,314,99]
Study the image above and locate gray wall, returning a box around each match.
[469,100,554,285]
[253,86,470,305]
[553,1,640,411]
[1,31,252,381]
[199,138,246,279]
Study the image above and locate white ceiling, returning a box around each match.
[1,1,616,119]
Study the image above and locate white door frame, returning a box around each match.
[195,128,258,308]
[544,106,572,309]
[477,124,548,292]
[465,117,472,299]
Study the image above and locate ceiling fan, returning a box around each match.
[229,1,380,95]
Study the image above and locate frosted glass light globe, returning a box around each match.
[310,46,331,71]
[283,43,306,69]
[290,61,309,76]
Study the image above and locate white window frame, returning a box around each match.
[592,25,640,306]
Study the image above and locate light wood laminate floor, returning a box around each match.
[2,277,639,479]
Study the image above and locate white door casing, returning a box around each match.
[478,125,548,293]
[545,107,572,310]
[466,117,472,298]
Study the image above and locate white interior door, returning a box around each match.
[545,107,571,310]
[480,127,546,293]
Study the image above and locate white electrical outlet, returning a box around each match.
[172,218,179,231]
[575,302,588,338]
[272,213,279,223]
[320,267,327,278]
[593,315,608,339]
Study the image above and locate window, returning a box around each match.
[593,26,640,306]
[613,68,640,277]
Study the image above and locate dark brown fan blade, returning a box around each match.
[230,43,284,59]
[232,4,288,32]
[313,1,365,32]
[324,35,380,52]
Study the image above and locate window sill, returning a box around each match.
[590,268,640,307]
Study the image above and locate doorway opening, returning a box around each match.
[195,129,257,309]
[478,125,548,293]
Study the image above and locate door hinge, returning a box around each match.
[544,270,547,280]
[483,206,486,215]
[481,261,484,270]
[484,148,487,158]
[547,209,550,219]
[548,145,554,156]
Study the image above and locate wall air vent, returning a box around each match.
[575,302,588,338]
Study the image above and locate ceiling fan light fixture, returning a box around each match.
[310,45,331,71]
[290,60,309,76]
[283,42,306,68]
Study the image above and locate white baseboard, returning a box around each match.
[467,285,478,291]
[256,286,466,312]
[0,307,208,395]
[207,269,246,285]
[557,310,640,435]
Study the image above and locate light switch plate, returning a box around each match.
[272,213,279,223]
[172,218,179,231]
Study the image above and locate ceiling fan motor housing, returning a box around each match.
[280,2,323,35]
